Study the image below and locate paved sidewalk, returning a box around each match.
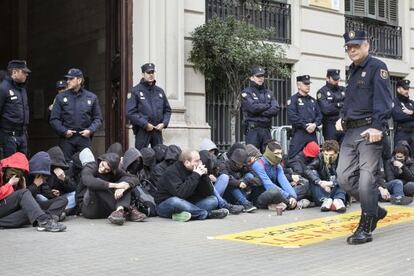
[1,203,413,276]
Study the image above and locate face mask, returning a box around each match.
[264,147,282,165]
[323,153,338,165]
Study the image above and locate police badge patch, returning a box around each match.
[87,100,92,105]
[287,99,291,105]
[317,93,321,99]
[140,91,144,97]
[127,92,131,99]
[9,90,14,96]
[159,93,163,98]
[63,97,68,103]
[380,69,389,80]
[241,92,247,98]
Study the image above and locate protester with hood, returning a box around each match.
[218,142,246,164]
[74,148,95,208]
[251,140,297,212]
[306,140,347,212]
[0,152,66,231]
[106,142,123,162]
[80,152,146,225]
[155,150,229,222]
[199,138,219,156]
[138,147,156,184]
[151,145,182,188]
[122,147,143,175]
[383,142,414,205]
[153,144,168,164]
[27,151,68,221]
[46,146,77,214]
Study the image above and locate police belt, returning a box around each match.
[1,128,25,136]
[345,117,372,129]
[247,122,270,129]
[397,125,414,132]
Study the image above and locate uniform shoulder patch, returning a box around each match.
[127,92,132,99]
[380,69,389,80]
[317,92,321,99]
[241,92,247,98]
[287,99,291,105]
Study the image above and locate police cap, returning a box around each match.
[343,30,368,46]
[64,68,83,79]
[327,69,340,81]
[249,66,266,77]
[141,63,155,73]
[296,75,311,85]
[396,79,410,89]
[7,60,31,73]
[56,80,66,89]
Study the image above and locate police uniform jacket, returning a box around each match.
[49,88,103,137]
[342,55,392,130]
[241,80,280,128]
[287,92,322,129]
[126,79,172,129]
[317,83,345,122]
[0,76,29,130]
[392,94,414,129]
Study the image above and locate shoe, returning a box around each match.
[320,198,333,212]
[347,213,374,245]
[37,219,66,232]
[208,208,229,219]
[51,212,66,222]
[242,202,257,213]
[127,206,147,222]
[390,196,413,206]
[297,199,311,209]
[225,204,244,215]
[172,211,192,222]
[268,202,287,211]
[332,199,346,213]
[371,206,387,231]
[108,209,126,225]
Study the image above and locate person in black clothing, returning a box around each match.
[155,150,229,222]
[151,145,182,188]
[153,144,168,164]
[80,153,146,225]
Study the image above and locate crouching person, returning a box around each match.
[81,153,146,225]
[0,152,66,232]
[155,150,229,222]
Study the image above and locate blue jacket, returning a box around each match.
[317,83,345,122]
[342,55,392,130]
[392,94,414,128]
[49,88,103,136]
[241,80,279,128]
[251,157,297,200]
[287,92,322,129]
[126,79,171,129]
[0,76,29,130]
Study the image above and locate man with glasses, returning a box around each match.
[0,60,31,158]
[50,68,103,161]
[241,66,280,153]
[127,63,172,150]
[336,30,392,245]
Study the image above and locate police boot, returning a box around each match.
[346,213,374,245]
[371,206,387,232]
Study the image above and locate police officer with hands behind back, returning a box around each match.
[0,60,31,158]
[287,75,322,160]
[126,63,172,150]
[241,66,280,153]
[336,30,393,245]
[50,68,103,161]
[317,69,345,142]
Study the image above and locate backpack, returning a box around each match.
[132,184,157,217]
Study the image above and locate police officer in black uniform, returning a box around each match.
[48,80,67,112]
[241,66,280,152]
[126,63,172,150]
[392,79,414,156]
[50,68,103,161]
[287,75,322,160]
[336,30,392,245]
[317,69,345,142]
[0,60,31,158]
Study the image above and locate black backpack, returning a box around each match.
[132,181,157,217]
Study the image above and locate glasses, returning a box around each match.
[146,71,155,74]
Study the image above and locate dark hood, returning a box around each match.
[71,152,83,170]
[153,144,168,163]
[29,151,51,176]
[165,145,182,161]
[141,148,156,167]
[47,146,69,169]
[106,142,123,157]
[199,150,218,173]
[227,143,246,159]
[395,140,412,157]
[122,147,142,171]
[230,148,248,166]
[98,153,120,174]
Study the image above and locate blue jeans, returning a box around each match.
[37,192,76,209]
[223,173,254,205]
[156,196,218,220]
[311,183,346,206]
[385,179,404,198]
[214,174,230,208]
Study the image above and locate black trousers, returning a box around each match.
[0,130,28,159]
[37,196,68,217]
[245,127,272,153]
[0,189,45,228]
[81,189,132,219]
[59,135,91,161]
[134,128,163,150]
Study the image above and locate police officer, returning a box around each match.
[48,80,67,112]
[287,75,322,160]
[392,79,414,156]
[50,68,103,161]
[317,69,345,142]
[126,63,172,150]
[336,30,392,245]
[0,60,31,158]
[241,66,280,152]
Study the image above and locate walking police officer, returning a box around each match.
[317,69,345,142]
[336,30,392,245]
[241,66,280,152]
[392,79,414,156]
[127,63,172,150]
[0,60,31,158]
[50,68,103,161]
[287,75,322,160]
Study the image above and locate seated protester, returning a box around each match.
[200,150,244,214]
[138,148,156,184]
[305,140,347,212]
[155,150,229,222]
[121,147,143,176]
[0,152,66,231]
[153,144,168,164]
[80,152,146,225]
[250,140,297,211]
[216,149,255,213]
[199,138,219,157]
[383,143,414,205]
[27,152,68,221]
[74,148,96,210]
[282,167,312,209]
[151,145,182,188]
[46,146,77,215]
[106,142,124,166]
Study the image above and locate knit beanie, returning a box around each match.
[303,141,320,158]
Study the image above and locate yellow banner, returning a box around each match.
[214,206,414,247]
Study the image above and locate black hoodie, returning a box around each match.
[153,144,168,164]
[384,140,414,184]
[218,149,249,187]
[151,145,182,188]
[46,146,76,194]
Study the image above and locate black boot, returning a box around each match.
[347,213,375,245]
[371,206,387,231]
